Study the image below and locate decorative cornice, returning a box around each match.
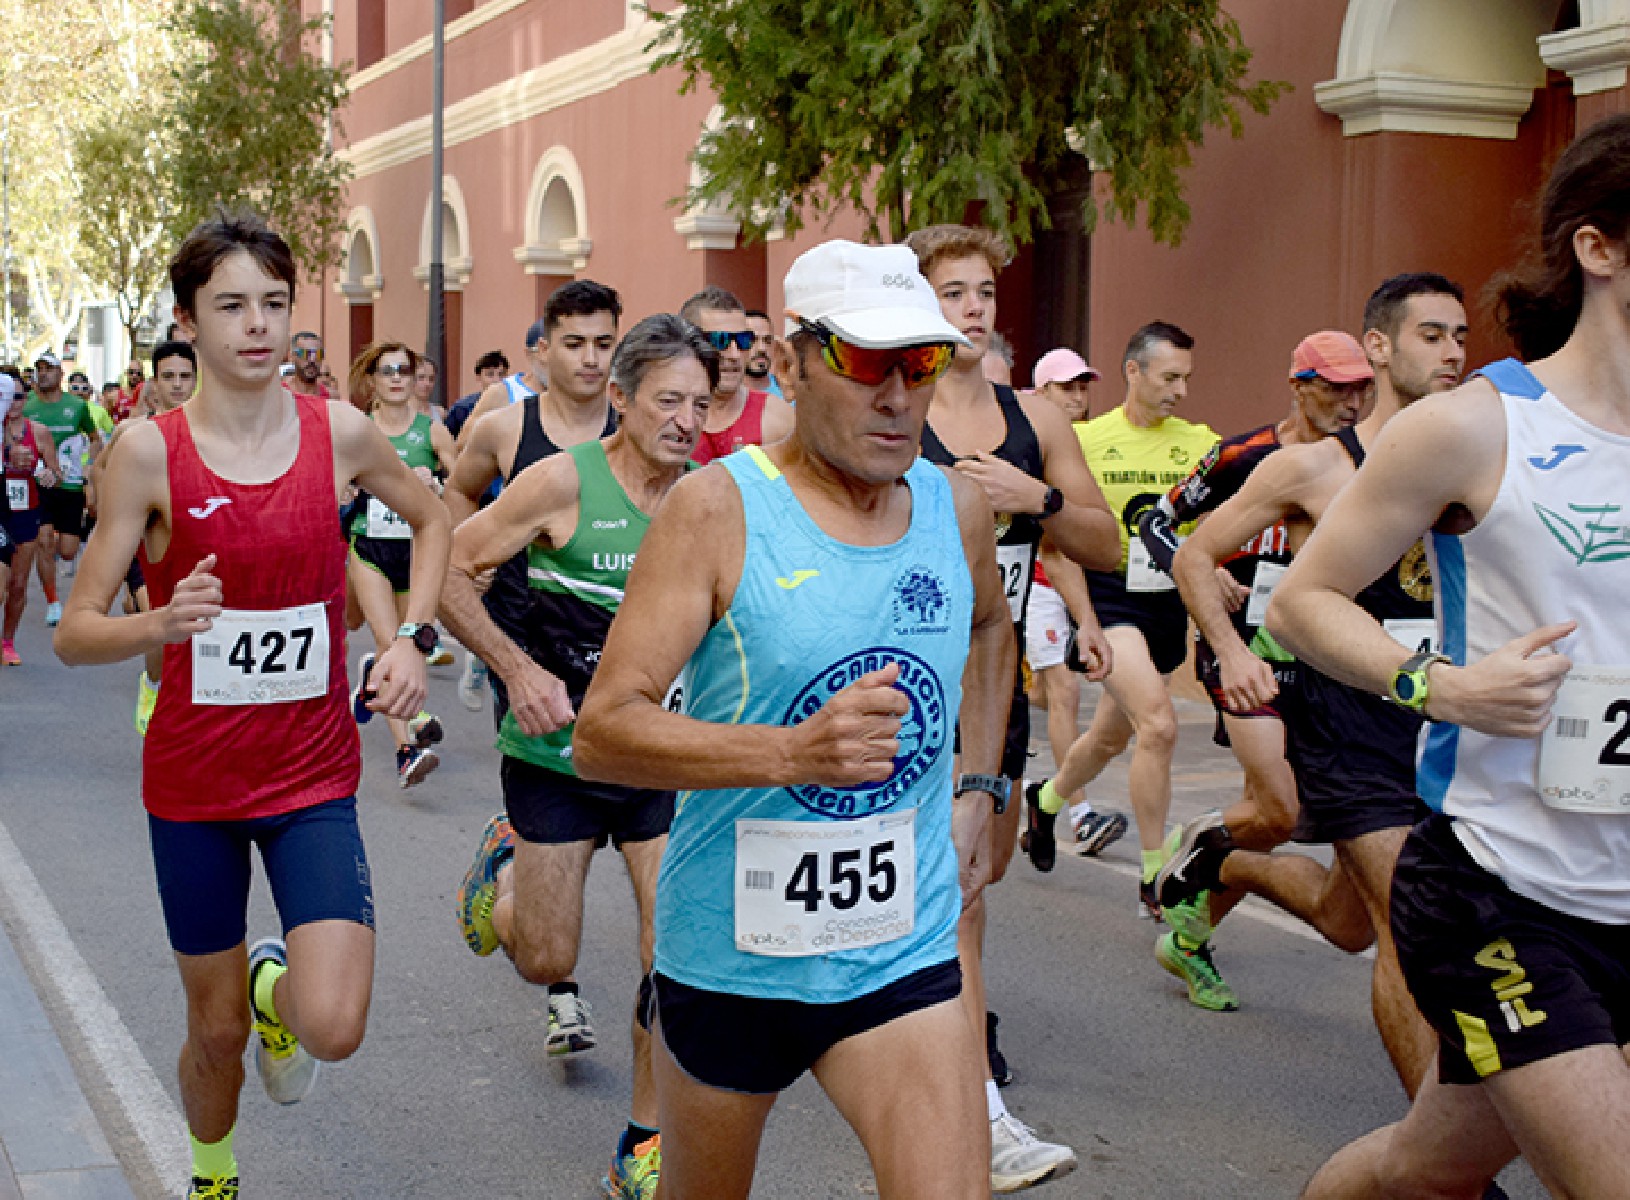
[672,210,740,252]
[1314,72,1537,139]
[341,23,658,180]
[513,238,593,275]
[347,0,533,92]
[1539,22,1630,96]
[334,275,383,304]
[412,257,473,291]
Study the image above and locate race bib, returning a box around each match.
[1383,618,1437,656]
[662,673,685,713]
[995,544,1032,623]
[1537,665,1630,814]
[5,478,27,509]
[1126,537,1176,593]
[365,497,412,540]
[1245,561,1286,628]
[734,810,915,957]
[191,604,330,706]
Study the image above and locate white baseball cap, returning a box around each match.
[0,373,15,420]
[783,240,970,351]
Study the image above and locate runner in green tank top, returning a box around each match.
[343,341,458,787]
[440,314,718,1198]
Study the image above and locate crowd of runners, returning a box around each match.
[1,112,1627,1200]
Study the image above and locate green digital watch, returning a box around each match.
[1388,650,1449,716]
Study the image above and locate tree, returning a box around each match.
[650,0,1289,246]
[73,106,176,353]
[165,0,350,278]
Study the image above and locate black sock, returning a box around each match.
[548,981,579,996]
[618,1122,659,1159]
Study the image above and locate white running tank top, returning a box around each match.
[1419,358,1630,924]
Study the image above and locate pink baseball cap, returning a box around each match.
[1290,331,1373,383]
[1032,348,1100,389]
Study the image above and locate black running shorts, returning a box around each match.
[1394,814,1630,1085]
[40,486,85,537]
[350,535,413,593]
[1082,570,1188,676]
[500,755,673,847]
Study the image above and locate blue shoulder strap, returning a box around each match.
[1474,357,1546,401]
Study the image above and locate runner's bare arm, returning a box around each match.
[430,419,458,478]
[442,405,508,526]
[577,467,910,790]
[949,469,1017,900]
[439,453,580,736]
[1039,541,1112,681]
[34,423,60,484]
[56,422,200,665]
[454,380,512,452]
[1173,446,1321,711]
[1269,384,1571,734]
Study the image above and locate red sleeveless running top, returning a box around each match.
[691,389,769,465]
[141,395,359,821]
[3,418,41,509]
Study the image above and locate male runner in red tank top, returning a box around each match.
[54,211,451,1200]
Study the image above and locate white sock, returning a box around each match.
[1069,800,1095,824]
[986,1079,1007,1122]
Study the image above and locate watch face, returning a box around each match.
[1395,672,1422,704]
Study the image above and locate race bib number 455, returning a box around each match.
[192,604,330,706]
[734,810,915,957]
[1537,665,1630,814]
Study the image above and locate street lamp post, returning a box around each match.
[425,0,446,411]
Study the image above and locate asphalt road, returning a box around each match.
[0,582,1545,1199]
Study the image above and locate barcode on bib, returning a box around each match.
[743,869,775,891]
[199,644,222,659]
[1555,716,1589,740]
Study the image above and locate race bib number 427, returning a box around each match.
[191,604,330,706]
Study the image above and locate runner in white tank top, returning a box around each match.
[1273,113,1630,1200]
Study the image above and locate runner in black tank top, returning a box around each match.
[921,384,1043,781]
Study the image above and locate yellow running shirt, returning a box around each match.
[1077,406,1219,575]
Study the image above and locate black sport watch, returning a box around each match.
[396,622,440,656]
[955,772,1011,814]
[1039,486,1064,518]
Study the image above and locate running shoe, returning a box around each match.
[1072,809,1129,857]
[44,600,62,626]
[546,990,597,1057]
[1,639,19,666]
[408,711,444,748]
[458,654,488,711]
[1138,878,1164,922]
[425,640,455,667]
[248,937,320,1104]
[456,814,514,957]
[1156,931,1239,1013]
[350,652,376,725]
[186,1175,239,1199]
[989,1112,1077,1193]
[1139,825,1184,918]
[397,744,440,788]
[1021,782,1057,873]
[134,671,159,737]
[602,1133,660,1199]
[1155,810,1235,910]
[987,1010,1013,1088]
[1163,894,1214,947]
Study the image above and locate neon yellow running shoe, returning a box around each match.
[1156,931,1240,1013]
[186,1174,238,1199]
[603,1134,660,1199]
[135,671,159,737]
[457,814,514,956]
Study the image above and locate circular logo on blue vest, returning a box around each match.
[781,646,949,818]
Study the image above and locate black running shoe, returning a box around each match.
[1023,782,1057,873]
[987,1010,1013,1087]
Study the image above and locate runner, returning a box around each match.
[1022,348,1125,856]
[1134,329,1372,1011]
[23,350,102,627]
[572,238,1004,1200]
[2,377,61,664]
[742,308,782,398]
[286,331,330,401]
[52,209,450,1200]
[1293,112,1630,1200]
[907,222,1120,1191]
[343,340,458,786]
[413,354,443,421]
[1156,274,1467,1088]
[678,286,795,463]
[443,282,623,720]
[447,314,715,1200]
[1026,322,1217,917]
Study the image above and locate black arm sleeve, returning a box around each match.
[1138,499,1182,574]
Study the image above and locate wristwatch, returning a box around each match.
[1388,650,1449,716]
[1039,486,1064,519]
[955,772,1011,814]
[396,622,440,656]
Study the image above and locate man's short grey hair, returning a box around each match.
[611,314,721,400]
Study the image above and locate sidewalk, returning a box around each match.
[0,916,138,1200]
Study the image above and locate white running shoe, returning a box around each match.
[546,990,597,1057]
[458,653,487,712]
[248,938,320,1106]
[990,1112,1078,1193]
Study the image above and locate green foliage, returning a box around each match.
[650,0,1289,246]
[165,0,351,277]
[72,106,175,348]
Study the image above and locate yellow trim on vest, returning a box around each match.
[744,444,781,481]
[1453,1010,1503,1078]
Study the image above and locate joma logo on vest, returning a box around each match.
[592,552,634,571]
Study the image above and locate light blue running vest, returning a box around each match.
[653,447,973,1002]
